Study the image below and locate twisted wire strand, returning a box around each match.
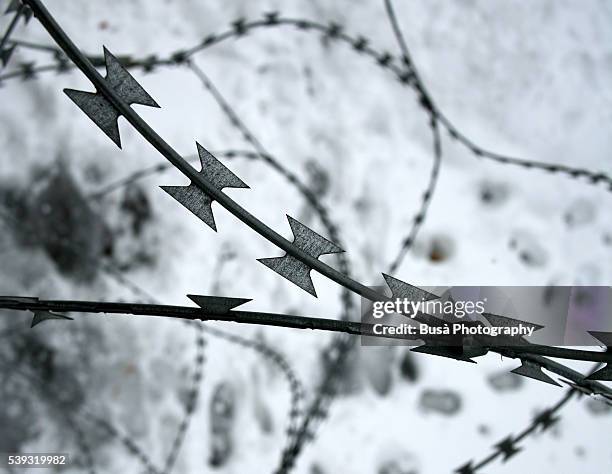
[276,113,443,474]
[183,60,350,471]
[0,202,310,474]
[0,354,157,473]
[2,1,609,474]
[461,389,575,473]
[0,204,191,474]
[0,3,26,60]
[3,13,611,190]
[381,5,608,473]
[87,106,319,471]
[83,138,434,471]
[66,416,97,474]
[456,360,608,473]
[186,29,447,466]
[5,0,612,411]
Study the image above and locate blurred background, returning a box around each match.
[0,0,611,472]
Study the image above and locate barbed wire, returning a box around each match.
[380,5,591,470]
[0,200,308,473]
[0,205,189,473]
[0,354,158,473]
[14,0,612,427]
[2,13,611,192]
[455,388,576,474]
[1,1,611,473]
[455,358,609,473]
[184,59,361,471]
[91,43,611,471]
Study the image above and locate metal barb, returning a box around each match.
[585,363,612,381]
[588,330,612,347]
[511,359,561,386]
[411,344,476,363]
[533,409,559,431]
[64,46,159,148]
[0,44,15,65]
[187,295,251,314]
[454,462,475,474]
[30,310,73,328]
[161,142,248,231]
[494,436,522,462]
[258,216,343,296]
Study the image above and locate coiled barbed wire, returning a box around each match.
[0,205,190,474]
[2,12,611,192]
[0,201,308,473]
[185,60,354,471]
[382,4,582,472]
[1,1,609,472]
[454,388,576,474]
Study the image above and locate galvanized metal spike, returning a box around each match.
[382,273,446,326]
[587,330,612,348]
[161,182,216,229]
[31,310,73,328]
[64,89,122,146]
[19,61,35,79]
[454,462,475,474]
[259,254,317,296]
[533,409,559,431]
[264,11,279,24]
[411,344,476,363]
[161,142,248,231]
[482,312,543,333]
[494,436,522,461]
[187,295,251,314]
[4,0,20,14]
[258,216,343,297]
[196,143,249,190]
[22,5,32,23]
[64,46,159,148]
[511,360,560,386]
[0,44,16,66]
[102,47,159,108]
[585,363,612,381]
[286,216,342,256]
[382,273,439,302]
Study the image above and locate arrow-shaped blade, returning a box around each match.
[382,274,446,326]
[511,360,560,386]
[103,47,158,108]
[495,436,522,461]
[411,343,476,363]
[533,409,559,431]
[454,462,475,474]
[64,47,159,148]
[187,295,251,314]
[64,89,122,145]
[0,44,16,66]
[382,273,439,302]
[31,310,73,328]
[161,142,248,231]
[22,5,32,23]
[4,0,20,14]
[585,363,612,381]
[258,216,343,297]
[588,331,612,348]
[482,312,543,333]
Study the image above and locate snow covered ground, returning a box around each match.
[0,0,611,473]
